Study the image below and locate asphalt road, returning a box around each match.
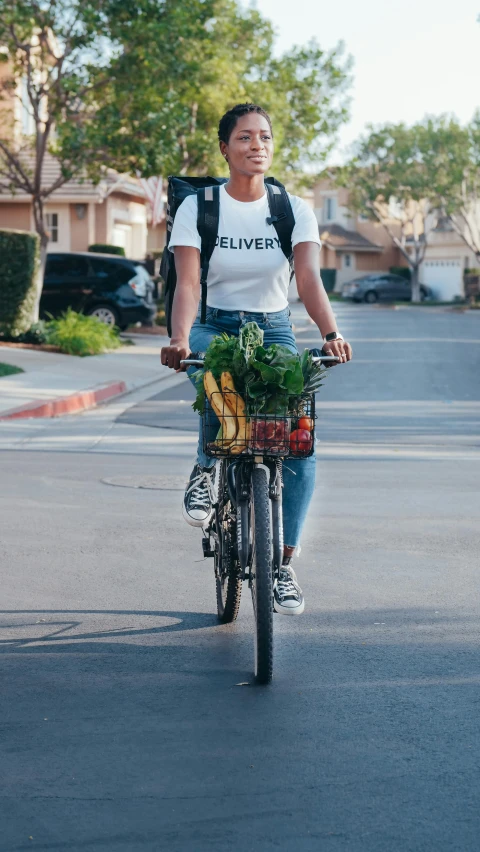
[1,303,479,852]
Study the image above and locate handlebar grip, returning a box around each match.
[309,348,340,366]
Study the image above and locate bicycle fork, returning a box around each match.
[233,461,251,580]
[231,459,283,582]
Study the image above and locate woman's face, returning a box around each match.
[220,112,274,176]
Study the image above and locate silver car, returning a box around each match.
[342,274,431,303]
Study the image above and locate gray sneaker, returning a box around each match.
[273,566,305,615]
[182,463,217,528]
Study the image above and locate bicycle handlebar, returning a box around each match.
[181,349,340,367]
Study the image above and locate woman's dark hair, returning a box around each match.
[218,103,273,144]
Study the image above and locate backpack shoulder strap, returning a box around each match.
[197,184,220,324]
[265,179,295,260]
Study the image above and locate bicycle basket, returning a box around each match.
[202,392,315,459]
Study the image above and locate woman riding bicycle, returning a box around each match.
[161,103,352,615]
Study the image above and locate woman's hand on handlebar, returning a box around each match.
[160,341,190,372]
[322,338,352,365]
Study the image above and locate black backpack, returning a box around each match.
[160,176,295,336]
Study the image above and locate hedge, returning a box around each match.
[390,266,411,281]
[0,228,40,336]
[320,268,337,292]
[88,243,125,256]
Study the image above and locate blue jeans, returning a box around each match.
[188,307,316,549]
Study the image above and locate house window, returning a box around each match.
[343,253,352,268]
[46,213,59,243]
[325,197,336,222]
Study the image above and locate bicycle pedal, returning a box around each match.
[202,537,215,558]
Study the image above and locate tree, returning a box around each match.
[249,40,351,189]
[0,0,351,322]
[0,0,224,318]
[98,5,351,184]
[337,121,449,302]
[428,113,480,266]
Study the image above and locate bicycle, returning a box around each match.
[181,349,339,685]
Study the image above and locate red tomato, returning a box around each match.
[289,428,313,456]
[298,416,314,432]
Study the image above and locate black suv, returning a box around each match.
[42,252,156,330]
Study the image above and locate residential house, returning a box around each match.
[0,57,165,258]
[416,219,476,301]
[0,153,152,257]
[312,177,474,300]
[313,179,401,291]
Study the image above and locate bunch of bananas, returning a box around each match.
[203,371,251,455]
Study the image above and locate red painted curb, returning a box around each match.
[0,381,127,420]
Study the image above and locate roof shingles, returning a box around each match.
[320,223,383,253]
[0,152,146,201]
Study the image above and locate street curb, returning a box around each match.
[0,381,127,420]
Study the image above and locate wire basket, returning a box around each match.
[203,392,316,459]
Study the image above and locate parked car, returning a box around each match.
[342,274,431,303]
[41,252,156,330]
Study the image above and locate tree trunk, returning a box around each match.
[31,197,49,324]
[411,264,421,303]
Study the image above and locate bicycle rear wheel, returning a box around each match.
[215,461,242,623]
[251,466,274,684]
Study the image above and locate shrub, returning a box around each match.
[390,266,411,281]
[88,243,125,256]
[45,309,122,356]
[3,321,49,345]
[0,228,40,337]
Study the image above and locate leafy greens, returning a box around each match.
[191,321,326,415]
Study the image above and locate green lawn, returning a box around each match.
[0,362,23,377]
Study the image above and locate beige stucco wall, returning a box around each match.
[107,194,147,257]
[313,179,348,208]
[69,204,90,251]
[146,221,167,253]
[356,220,401,268]
[356,252,393,272]
[320,246,339,269]
[426,229,476,265]
[0,202,32,231]
[95,201,108,245]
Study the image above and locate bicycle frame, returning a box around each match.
[180,348,339,683]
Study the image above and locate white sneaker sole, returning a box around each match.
[182,502,213,528]
[273,598,305,616]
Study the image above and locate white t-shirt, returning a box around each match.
[168,184,321,312]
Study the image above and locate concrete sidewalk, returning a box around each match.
[0,334,170,419]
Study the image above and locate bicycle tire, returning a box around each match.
[251,466,274,684]
[215,462,242,624]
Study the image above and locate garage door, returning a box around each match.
[422,260,463,301]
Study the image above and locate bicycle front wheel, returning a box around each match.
[251,466,274,684]
[215,461,242,624]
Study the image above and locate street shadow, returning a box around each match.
[0,609,219,648]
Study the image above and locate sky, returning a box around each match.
[252,0,480,163]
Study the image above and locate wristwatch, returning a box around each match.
[324,331,344,342]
